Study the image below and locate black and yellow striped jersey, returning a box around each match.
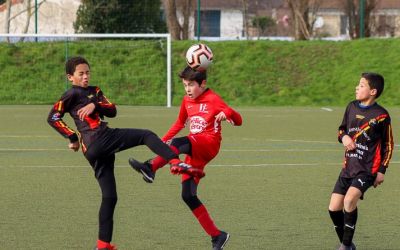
[338,101,393,178]
[47,85,116,151]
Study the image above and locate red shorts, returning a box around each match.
[181,134,221,184]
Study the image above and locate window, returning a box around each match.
[377,15,395,37]
[195,10,221,37]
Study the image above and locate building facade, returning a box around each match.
[1,0,400,40]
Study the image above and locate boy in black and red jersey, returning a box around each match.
[129,66,242,250]
[328,72,394,250]
[47,56,197,250]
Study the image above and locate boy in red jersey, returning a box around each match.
[47,56,194,250]
[130,66,242,249]
[328,72,393,250]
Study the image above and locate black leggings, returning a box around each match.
[96,156,117,242]
[182,178,203,210]
[171,137,203,210]
[85,128,178,178]
[169,136,192,155]
[84,127,179,242]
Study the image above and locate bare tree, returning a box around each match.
[21,0,32,39]
[4,0,11,42]
[162,0,193,40]
[342,0,378,39]
[286,0,321,40]
[3,0,47,42]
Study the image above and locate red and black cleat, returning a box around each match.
[169,159,205,178]
[94,240,117,250]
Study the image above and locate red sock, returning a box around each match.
[152,145,179,172]
[97,239,110,249]
[192,204,220,237]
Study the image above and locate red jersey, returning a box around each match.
[162,88,242,142]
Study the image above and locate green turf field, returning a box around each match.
[0,105,399,250]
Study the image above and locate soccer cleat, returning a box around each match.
[337,242,356,250]
[94,247,117,250]
[129,158,155,183]
[94,246,117,250]
[94,240,117,250]
[169,159,205,178]
[211,231,230,250]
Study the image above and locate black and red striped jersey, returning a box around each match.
[47,85,116,151]
[338,100,393,178]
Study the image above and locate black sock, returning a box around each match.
[342,208,358,246]
[329,210,344,242]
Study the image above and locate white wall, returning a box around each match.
[220,10,243,38]
[1,0,81,34]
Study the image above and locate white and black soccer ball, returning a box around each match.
[185,43,213,72]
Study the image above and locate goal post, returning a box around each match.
[0,33,172,107]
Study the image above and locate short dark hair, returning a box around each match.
[179,66,207,85]
[65,56,90,75]
[361,72,384,99]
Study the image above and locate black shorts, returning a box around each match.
[332,174,375,199]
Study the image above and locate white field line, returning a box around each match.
[0,148,67,151]
[0,135,338,142]
[2,135,400,148]
[0,148,343,152]
[2,162,400,168]
[0,135,55,138]
[239,138,337,145]
[321,107,333,112]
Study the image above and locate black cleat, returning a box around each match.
[129,158,155,183]
[212,231,230,250]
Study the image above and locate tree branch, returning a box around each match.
[9,0,46,22]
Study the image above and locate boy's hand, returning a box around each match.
[342,135,356,151]
[77,103,96,121]
[374,172,385,188]
[215,111,227,122]
[68,141,80,152]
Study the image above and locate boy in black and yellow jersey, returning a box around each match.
[47,56,198,250]
[328,72,394,250]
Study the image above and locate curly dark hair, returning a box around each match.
[65,56,90,75]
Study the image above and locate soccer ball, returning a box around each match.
[185,43,213,72]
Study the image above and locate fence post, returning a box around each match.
[35,0,38,42]
[197,0,200,41]
[359,0,365,38]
